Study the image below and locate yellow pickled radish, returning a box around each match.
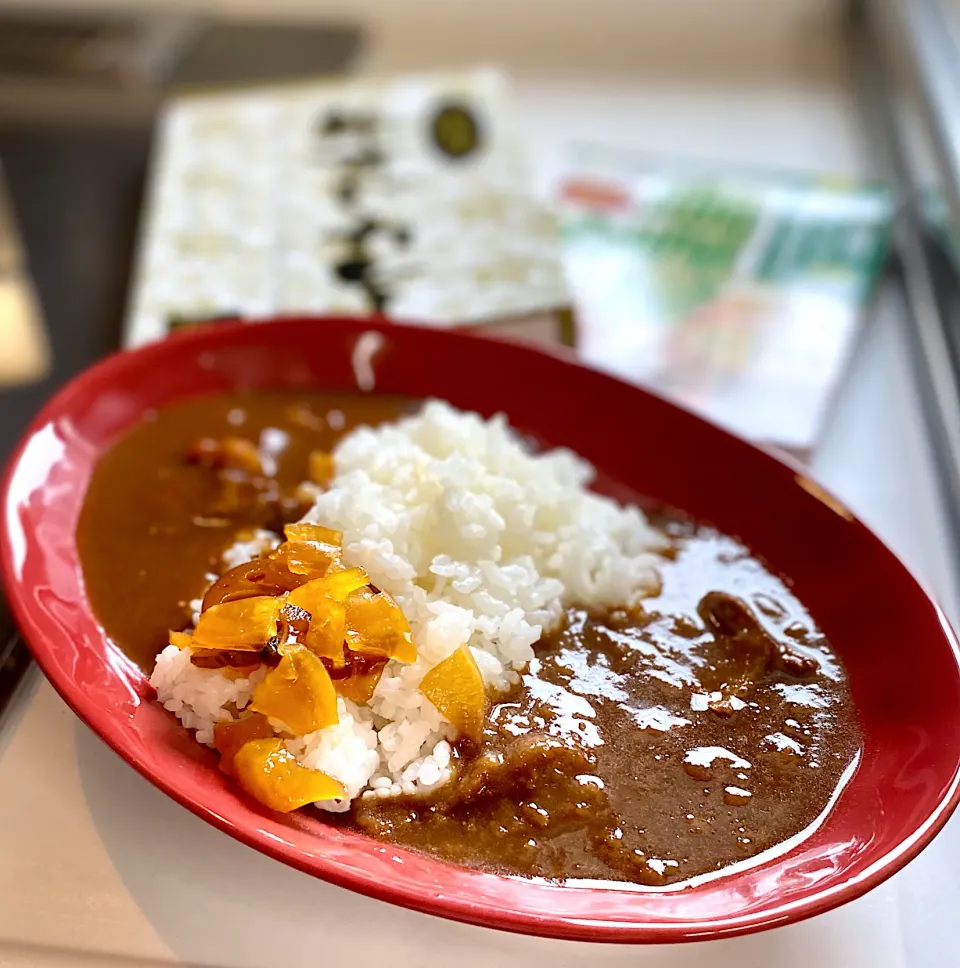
[278,522,344,578]
[419,645,486,743]
[303,600,347,665]
[283,521,342,546]
[213,713,274,776]
[345,587,417,663]
[233,738,346,812]
[168,630,194,649]
[274,540,342,579]
[192,596,281,651]
[286,567,369,609]
[333,660,387,703]
[250,648,339,734]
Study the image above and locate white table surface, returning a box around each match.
[2,54,958,967]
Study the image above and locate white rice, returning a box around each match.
[150,400,665,809]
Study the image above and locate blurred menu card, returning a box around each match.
[559,150,893,456]
[126,68,570,347]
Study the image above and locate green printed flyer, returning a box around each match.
[559,154,893,454]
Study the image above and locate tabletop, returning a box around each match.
[1,20,957,967]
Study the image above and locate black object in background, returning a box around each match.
[0,124,151,460]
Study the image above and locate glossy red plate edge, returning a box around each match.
[3,315,960,944]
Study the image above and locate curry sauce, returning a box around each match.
[352,522,860,885]
[77,390,861,887]
[77,391,418,669]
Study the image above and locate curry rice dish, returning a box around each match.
[77,392,861,888]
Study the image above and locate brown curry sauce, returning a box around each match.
[77,390,861,888]
[78,392,419,670]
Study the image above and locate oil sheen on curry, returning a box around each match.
[77,390,861,888]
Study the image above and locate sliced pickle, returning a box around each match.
[303,601,348,666]
[283,522,342,546]
[333,658,387,703]
[419,645,486,743]
[250,648,339,734]
[344,587,417,664]
[233,738,345,812]
[286,568,369,609]
[168,630,193,649]
[193,596,282,651]
[213,713,274,775]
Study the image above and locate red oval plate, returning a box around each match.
[3,317,960,944]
